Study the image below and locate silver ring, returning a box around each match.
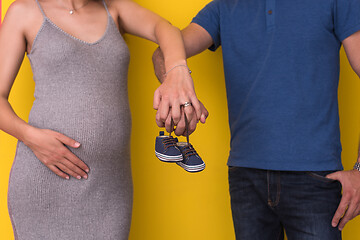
[183,102,192,107]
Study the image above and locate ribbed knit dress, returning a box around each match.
[7,1,133,239]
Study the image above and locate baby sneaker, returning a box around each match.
[176,142,205,173]
[155,131,183,162]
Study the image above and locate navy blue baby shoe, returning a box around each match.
[155,131,183,162]
[176,142,205,173]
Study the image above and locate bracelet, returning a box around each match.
[165,64,192,76]
[354,162,360,172]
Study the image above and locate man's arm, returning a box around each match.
[343,31,360,75]
[153,23,215,83]
[153,23,212,135]
[326,30,360,231]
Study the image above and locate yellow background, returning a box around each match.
[1,0,360,239]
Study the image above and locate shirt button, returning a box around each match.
[268,10,273,15]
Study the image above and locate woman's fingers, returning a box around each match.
[153,88,161,110]
[187,112,198,135]
[189,94,202,120]
[174,108,186,136]
[56,162,84,180]
[48,165,70,180]
[156,110,165,128]
[61,157,88,178]
[53,131,81,148]
[157,100,170,128]
[171,99,181,125]
[64,150,89,174]
[26,128,90,180]
[165,113,173,133]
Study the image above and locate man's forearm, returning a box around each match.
[152,47,166,83]
[152,23,214,83]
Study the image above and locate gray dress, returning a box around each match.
[7,1,133,239]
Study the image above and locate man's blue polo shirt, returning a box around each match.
[192,0,360,171]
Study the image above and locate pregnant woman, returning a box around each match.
[0,0,198,238]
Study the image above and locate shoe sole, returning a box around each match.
[176,162,206,173]
[155,151,183,162]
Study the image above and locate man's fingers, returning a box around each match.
[48,165,69,180]
[153,88,161,110]
[199,101,209,124]
[55,132,81,148]
[338,202,357,230]
[326,171,341,181]
[332,196,350,227]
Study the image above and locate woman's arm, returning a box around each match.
[152,23,213,136]
[112,0,202,127]
[0,1,88,180]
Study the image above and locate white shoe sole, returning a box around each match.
[155,151,183,162]
[176,162,206,172]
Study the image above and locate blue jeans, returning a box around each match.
[228,167,342,240]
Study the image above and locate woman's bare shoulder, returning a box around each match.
[6,0,39,16]
[105,0,136,11]
[4,0,42,28]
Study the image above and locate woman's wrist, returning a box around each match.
[164,59,187,73]
[165,64,192,76]
[20,124,37,144]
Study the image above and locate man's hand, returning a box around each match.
[326,169,360,230]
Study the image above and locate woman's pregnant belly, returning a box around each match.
[27,96,132,164]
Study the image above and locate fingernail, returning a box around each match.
[74,142,81,147]
[77,176,81,180]
[85,169,90,173]
[66,176,70,180]
[83,175,88,179]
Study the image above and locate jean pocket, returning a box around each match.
[306,171,338,183]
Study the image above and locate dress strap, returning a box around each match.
[35,0,47,18]
[102,0,111,16]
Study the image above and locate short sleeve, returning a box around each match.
[192,0,221,51]
[334,0,360,42]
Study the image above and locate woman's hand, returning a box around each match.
[154,65,202,127]
[23,127,89,180]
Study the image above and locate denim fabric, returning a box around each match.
[229,167,342,240]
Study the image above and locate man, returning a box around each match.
[152,0,360,239]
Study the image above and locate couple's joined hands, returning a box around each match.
[153,64,208,136]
